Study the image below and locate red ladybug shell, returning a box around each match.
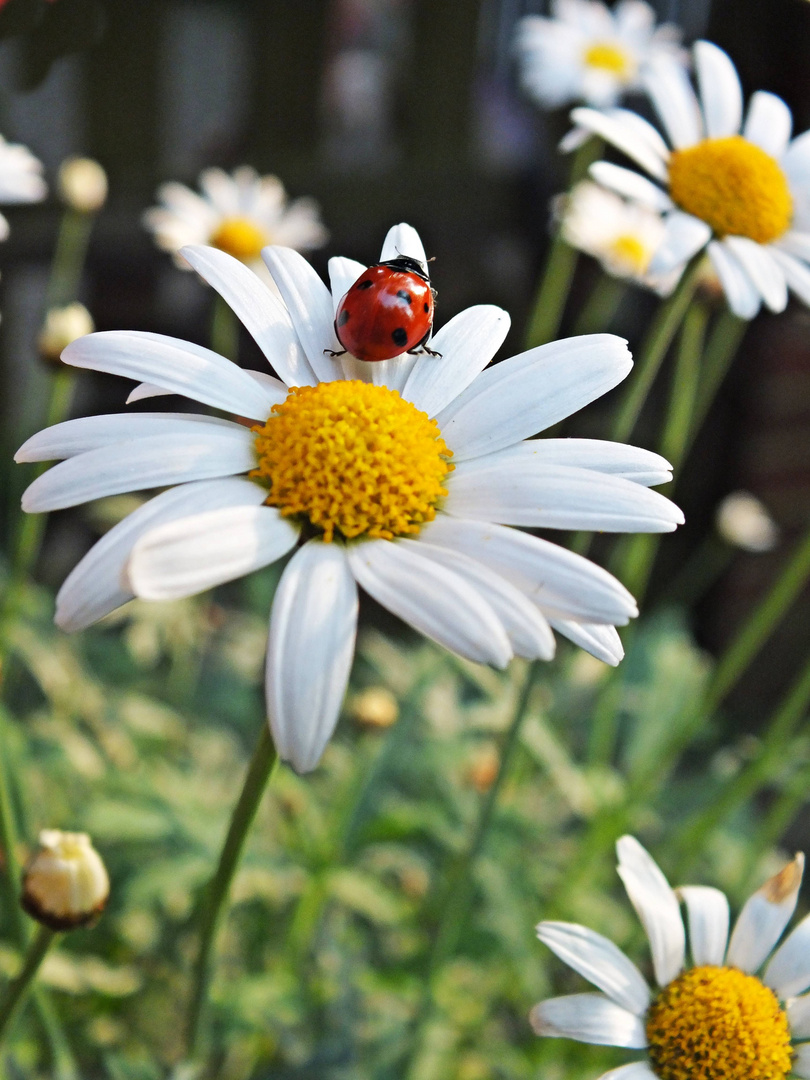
[334,257,435,363]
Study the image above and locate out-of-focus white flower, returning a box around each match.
[0,132,47,241]
[22,829,109,930]
[558,180,679,294]
[39,302,95,362]
[716,491,780,552]
[532,837,810,1080]
[570,41,810,319]
[58,157,108,213]
[516,0,684,110]
[16,224,683,773]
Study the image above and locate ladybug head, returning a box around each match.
[379,255,430,281]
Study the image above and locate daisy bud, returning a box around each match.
[716,492,780,553]
[38,302,94,363]
[464,744,500,793]
[350,686,399,729]
[57,156,108,213]
[22,829,109,930]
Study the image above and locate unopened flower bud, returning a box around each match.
[58,156,108,213]
[39,302,94,362]
[465,744,500,793]
[716,491,779,553]
[350,686,399,729]
[22,830,109,930]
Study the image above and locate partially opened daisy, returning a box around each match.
[532,835,810,1080]
[143,166,327,279]
[16,224,683,773]
[570,41,810,319]
[516,0,684,111]
[0,132,47,241]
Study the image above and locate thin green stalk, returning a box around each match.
[690,309,747,436]
[0,925,56,1043]
[704,522,810,716]
[185,723,279,1057]
[46,210,94,310]
[659,535,733,608]
[211,293,239,362]
[610,257,704,444]
[571,274,626,337]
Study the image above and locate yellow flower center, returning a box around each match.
[608,234,650,275]
[251,380,453,542]
[668,136,792,244]
[584,41,635,79]
[209,216,268,262]
[646,965,792,1080]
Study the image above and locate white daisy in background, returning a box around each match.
[558,180,678,295]
[143,166,328,279]
[569,40,810,319]
[532,836,810,1080]
[516,0,684,111]
[0,132,47,241]
[16,224,683,773]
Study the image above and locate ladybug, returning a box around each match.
[327,255,441,363]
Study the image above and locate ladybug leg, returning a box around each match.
[408,328,442,359]
[324,348,346,357]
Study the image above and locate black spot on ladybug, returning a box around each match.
[356,279,373,290]
[423,302,430,313]
[391,327,408,347]
[397,290,412,304]
[338,309,350,327]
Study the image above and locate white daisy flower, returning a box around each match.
[16,224,683,774]
[558,180,679,295]
[0,132,47,241]
[569,40,810,319]
[532,836,810,1080]
[143,166,328,279]
[516,0,684,111]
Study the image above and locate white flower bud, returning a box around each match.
[39,302,94,362]
[716,491,780,553]
[350,686,399,728]
[57,156,108,213]
[22,830,109,930]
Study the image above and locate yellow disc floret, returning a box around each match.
[646,965,792,1080]
[210,217,268,261]
[609,234,650,275]
[584,42,635,79]
[669,136,792,244]
[251,380,453,542]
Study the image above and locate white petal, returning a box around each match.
[379,223,428,272]
[775,230,810,262]
[643,57,702,149]
[444,460,683,532]
[475,439,673,487]
[128,505,299,600]
[648,212,711,275]
[529,993,647,1048]
[125,371,287,409]
[783,129,810,189]
[787,993,810,1039]
[694,41,743,139]
[603,109,673,165]
[677,886,729,966]
[261,246,344,383]
[616,835,685,986]
[180,245,314,387]
[339,351,420,394]
[347,539,512,667]
[707,240,761,319]
[743,92,793,159]
[770,247,810,307]
[589,162,673,212]
[416,517,638,626]
[267,542,358,773]
[726,853,804,973]
[536,921,651,1014]
[570,108,668,180]
[402,305,511,418]
[126,383,171,404]
[55,478,265,632]
[721,237,788,313]
[63,331,280,420]
[328,256,366,317]
[763,909,810,998]
[22,428,256,513]
[548,618,624,665]
[793,1043,810,1080]
[401,540,555,660]
[594,1065,656,1080]
[16,413,244,463]
[436,335,632,463]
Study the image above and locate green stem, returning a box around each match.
[690,309,747,436]
[46,210,94,310]
[571,274,627,337]
[185,723,279,1057]
[0,925,56,1044]
[210,294,240,362]
[610,257,704,444]
[704,522,810,716]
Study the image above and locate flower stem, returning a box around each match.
[210,293,240,362]
[690,309,747,436]
[0,925,56,1044]
[46,209,94,310]
[185,722,279,1058]
[571,273,626,337]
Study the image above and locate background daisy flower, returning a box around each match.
[532,836,810,1080]
[516,0,684,111]
[0,131,47,241]
[16,224,682,773]
[570,41,810,319]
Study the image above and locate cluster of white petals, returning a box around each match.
[0,132,47,241]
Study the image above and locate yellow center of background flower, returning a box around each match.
[584,41,635,78]
[668,136,792,244]
[251,380,453,542]
[609,234,650,274]
[210,217,268,261]
[646,965,792,1080]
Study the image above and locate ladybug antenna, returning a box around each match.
[426,255,436,264]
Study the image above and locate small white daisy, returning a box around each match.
[16,224,683,773]
[0,132,47,241]
[558,180,679,295]
[569,40,810,319]
[143,166,327,279]
[532,836,810,1080]
[516,0,684,111]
